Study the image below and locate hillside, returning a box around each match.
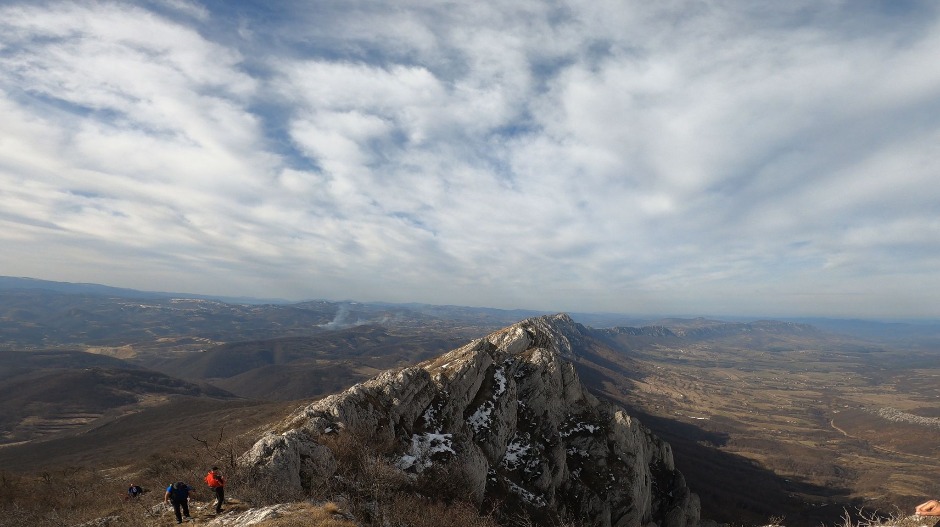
[0,396,295,471]
[0,354,235,444]
[142,325,468,400]
[0,348,141,379]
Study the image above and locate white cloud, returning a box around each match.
[1,0,940,317]
[0,3,276,280]
[157,0,210,21]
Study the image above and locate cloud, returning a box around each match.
[154,0,210,21]
[1,0,939,317]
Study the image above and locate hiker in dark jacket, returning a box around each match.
[164,482,193,524]
[125,484,143,500]
[204,466,225,513]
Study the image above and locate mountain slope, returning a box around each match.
[0,396,295,471]
[210,362,379,401]
[0,349,142,380]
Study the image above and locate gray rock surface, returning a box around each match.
[241,314,700,527]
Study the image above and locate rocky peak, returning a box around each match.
[241,314,700,527]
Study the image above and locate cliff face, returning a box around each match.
[242,314,700,527]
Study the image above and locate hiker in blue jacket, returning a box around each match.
[164,482,193,524]
[125,483,143,500]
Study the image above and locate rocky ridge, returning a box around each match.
[242,314,700,527]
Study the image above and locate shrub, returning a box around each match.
[385,494,500,527]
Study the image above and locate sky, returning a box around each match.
[1,0,939,319]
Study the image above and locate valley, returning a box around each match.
[1,280,939,526]
[571,323,940,526]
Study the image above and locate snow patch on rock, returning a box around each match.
[396,432,456,471]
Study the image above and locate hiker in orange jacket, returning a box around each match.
[204,467,225,514]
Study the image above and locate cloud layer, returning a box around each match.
[2,0,939,318]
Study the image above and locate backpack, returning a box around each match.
[205,471,224,488]
[169,482,189,501]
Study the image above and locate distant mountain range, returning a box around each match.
[0,275,287,304]
[0,276,550,351]
[3,275,940,350]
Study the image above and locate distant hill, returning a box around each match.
[784,316,940,344]
[142,325,469,400]
[383,302,548,326]
[0,275,285,304]
[0,348,141,380]
[0,289,341,350]
[0,350,234,444]
[0,279,510,352]
[0,396,296,470]
[210,362,377,401]
[0,276,173,298]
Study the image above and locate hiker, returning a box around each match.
[125,483,143,500]
[164,481,193,524]
[916,500,940,516]
[204,466,225,513]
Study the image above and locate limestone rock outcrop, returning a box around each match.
[241,314,700,527]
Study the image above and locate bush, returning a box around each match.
[0,466,163,527]
[230,464,306,506]
[386,494,500,527]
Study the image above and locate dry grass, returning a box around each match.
[385,495,501,527]
[248,502,357,527]
[0,431,587,527]
[0,468,354,527]
[836,508,898,527]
